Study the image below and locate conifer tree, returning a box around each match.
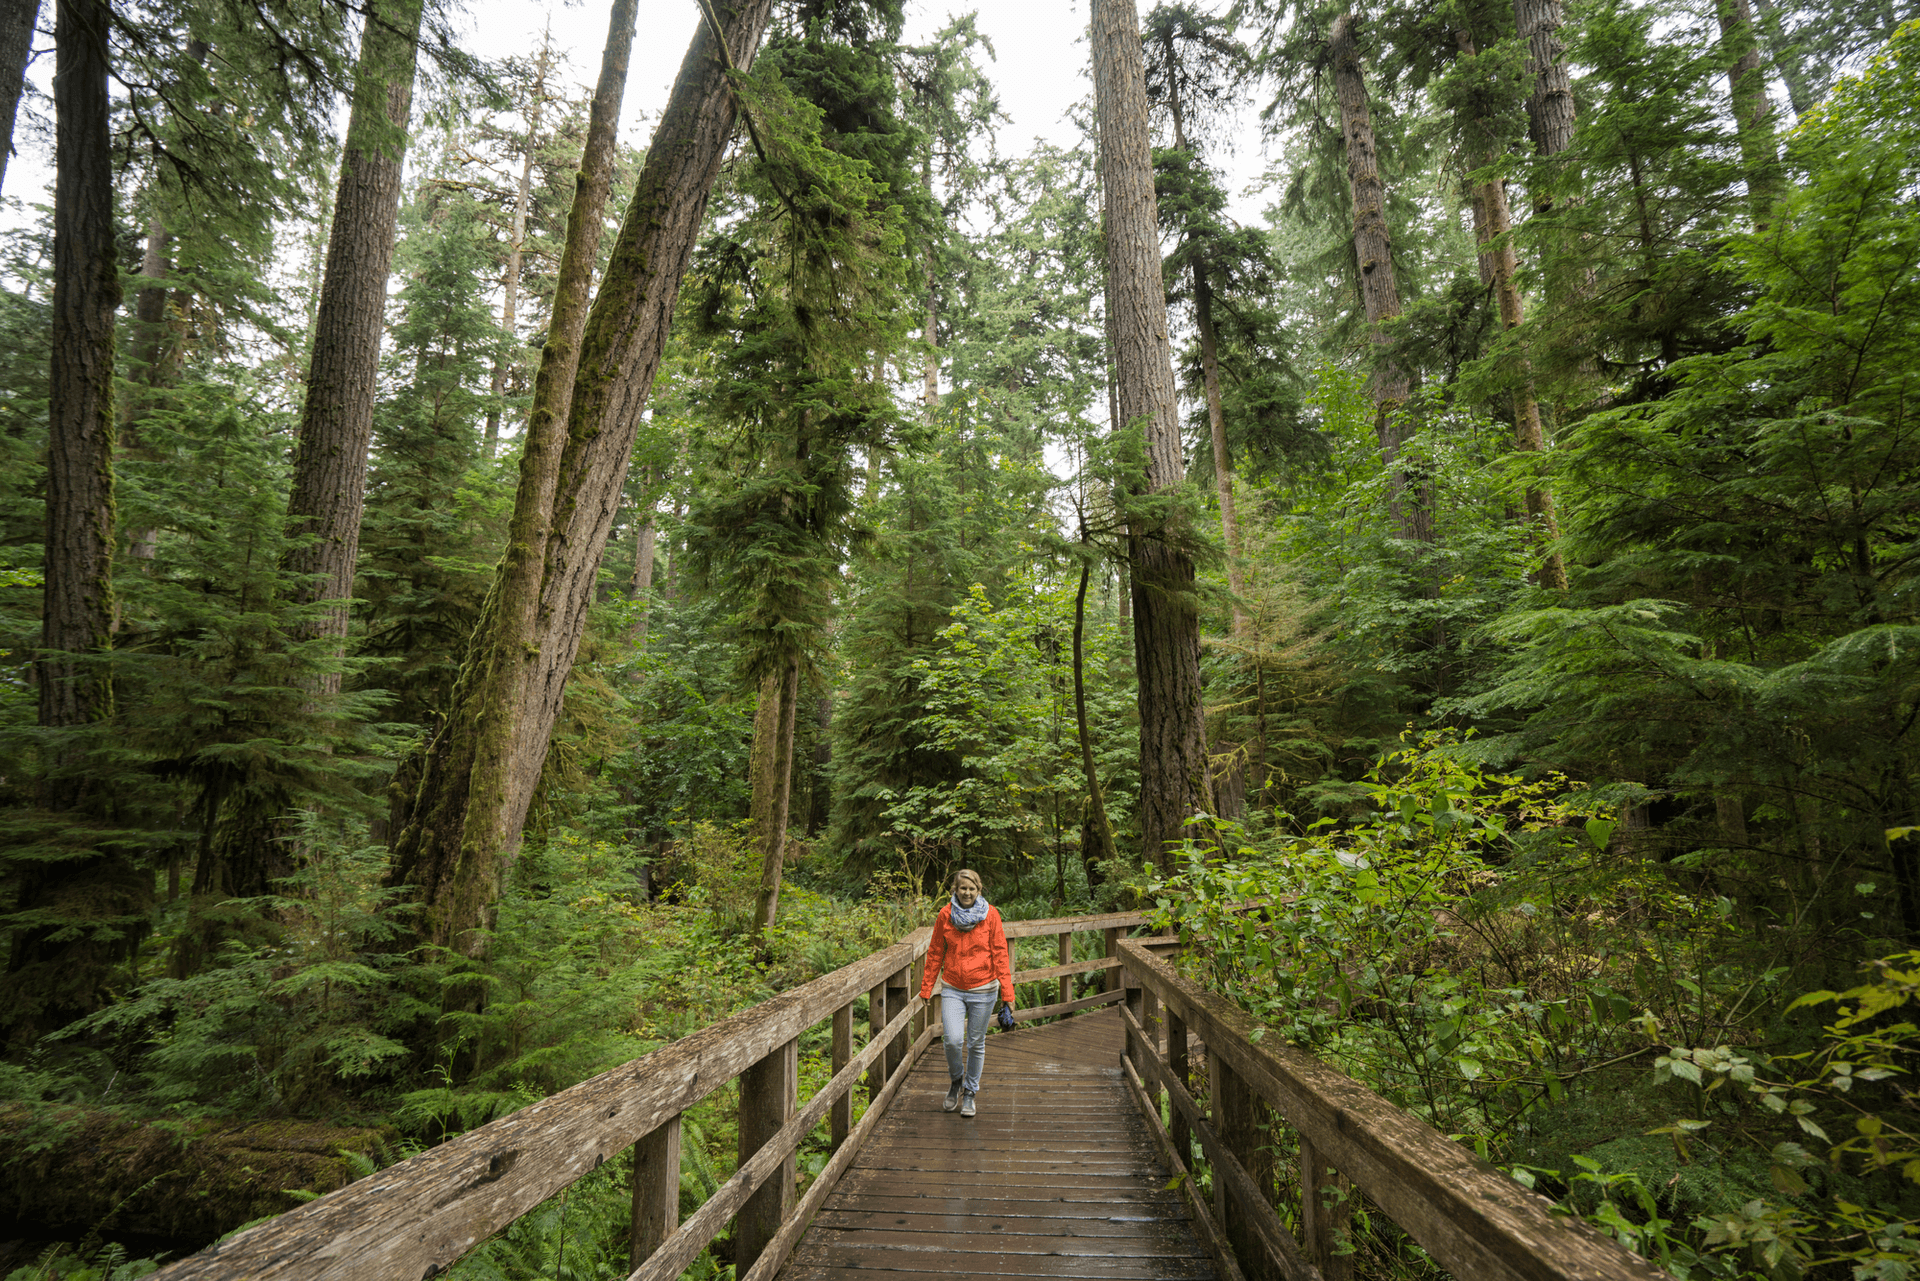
[1093,0,1211,872]
[392,0,763,955]
[3,0,135,1041]
[1446,20,1566,589]
[286,0,426,695]
[1326,13,1421,543]
[1143,3,1255,635]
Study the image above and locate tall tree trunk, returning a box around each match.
[1092,0,1211,875]
[1457,29,1567,591]
[750,659,799,940]
[1157,65,1247,638]
[630,501,657,644]
[1193,276,1247,634]
[1717,0,1783,226]
[486,37,550,458]
[0,0,36,198]
[921,154,939,419]
[1514,0,1575,165]
[1072,554,1116,880]
[806,693,832,837]
[4,0,148,1042]
[40,0,116,780]
[391,0,768,955]
[173,1,425,967]
[287,0,425,696]
[123,39,211,566]
[1328,15,1421,543]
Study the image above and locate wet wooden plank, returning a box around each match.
[818,1196,1187,1216]
[779,1013,1212,1281]
[784,1250,1214,1278]
[812,1210,1191,1236]
[803,1230,1200,1257]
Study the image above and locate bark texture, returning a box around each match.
[1328,15,1436,545]
[1329,15,1422,543]
[0,0,37,198]
[1092,0,1211,873]
[40,0,117,750]
[392,0,763,954]
[287,0,424,692]
[5,0,146,1041]
[1514,0,1575,160]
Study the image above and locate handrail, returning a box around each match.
[1115,938,1671,1281]
[152,908,1165,1280]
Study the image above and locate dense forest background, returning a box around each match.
[1,0,1919,1273]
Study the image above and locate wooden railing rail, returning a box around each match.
[1115,938,1670,1281]
[151,907,1166,1281]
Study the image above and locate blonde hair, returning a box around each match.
[951,868,983,894]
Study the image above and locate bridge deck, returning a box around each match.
[778,1010,1215,1281]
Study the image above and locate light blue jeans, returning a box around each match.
[940,986,997,1095]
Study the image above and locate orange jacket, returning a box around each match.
[918,903,1013,1003]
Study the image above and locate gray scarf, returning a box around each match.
[949,893,989,931]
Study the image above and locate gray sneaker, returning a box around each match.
[960,1091,976,1118]
[944,1080,963,1112]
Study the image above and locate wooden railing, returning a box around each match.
[153,907,1159,1281]
[1114,937,1671,1281]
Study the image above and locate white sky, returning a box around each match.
[454,0,1269,220]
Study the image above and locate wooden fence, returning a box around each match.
[1113,937,1671,1281]
[152,908,1157,1280]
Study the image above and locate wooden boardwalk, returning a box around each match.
[779,1009,1214,1281]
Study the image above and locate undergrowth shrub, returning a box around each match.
[1154,732,1920,1280]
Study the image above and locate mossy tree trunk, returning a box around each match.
[750,658,800,941]
[1092,0,1211,874]
[392,0,771,956]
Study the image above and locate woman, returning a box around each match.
[917,868,1014,1118]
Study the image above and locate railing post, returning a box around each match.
[629,1113,682,1272]
[1122,960,1144,1069]
[831,1001,853,1150]
[1102,927,1119,992]
[867,977,888,1108]
[1215,1054,1278,1281]
[736,1038,797,1275]
[1168,1009,1191,1167]
[1300,1133,1355,1281]
[1057,930,1072,1012]
[885,965,910,1079]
